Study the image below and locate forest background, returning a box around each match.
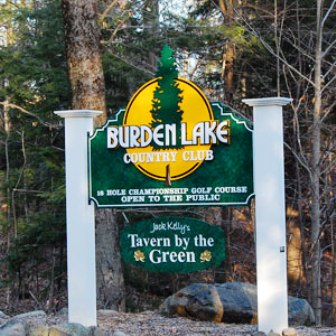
[0,0,335,328]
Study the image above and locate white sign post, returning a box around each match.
[55,109,102,327]
[243,97,292,334]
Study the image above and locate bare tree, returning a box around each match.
[238,0,336,324]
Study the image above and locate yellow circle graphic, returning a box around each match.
[124,78,214,182]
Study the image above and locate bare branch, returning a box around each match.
[235,11,316,87]
[99,0,120,24]
[284,141,313,182]
[322,59,336,80]
[322,73,336,93]
[321,0,336,29]
[321,37,336,59]
[320,158,336,176]
[108,18,130,44]
[105,50,155,77]
[320,99,336,124]
[280,32,316,64]
[0,101,57,128]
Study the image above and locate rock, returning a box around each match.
[14,310,47,321]
[160,282,257,324]
[0,310,105,336]
[13,310,47,331]
[282,327,298,336]
[30,326,49,336]
[288,297,315,326]
[0,321,26,336]
[0,310,47,336]
[181,284,223,322]
[48,323,93,336]
[0,310,10,325]
[160,282,315,326]
[217,282,257,324]
[30,324,104,336]
[88,326,105,336]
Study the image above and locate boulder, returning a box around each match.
[282,327,298,336]
[0,310,47,336]
[0,321,26,336]
[12,310,47,330]
[32,323,104,336]
[30,326,49,336]
[288,297,315,326]
[0,310,9,325]
[160,282,315,326]
[160,282,257,323]
[0,310,104,336]
[48,323,91,336]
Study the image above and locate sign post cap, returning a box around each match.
[54,110,103,119]
[242,97,292,107]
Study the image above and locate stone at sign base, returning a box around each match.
[282,327,298,336]
[0,322,25,336]
[32,323,104,336]
[160,282,315,326]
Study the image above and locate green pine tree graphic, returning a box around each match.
[150,45,184,149]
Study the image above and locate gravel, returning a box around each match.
[93,310,336,336]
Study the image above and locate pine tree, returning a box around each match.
[0,0,69,310]
[150,45,184,149]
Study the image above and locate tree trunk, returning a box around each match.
[144,0,159,73]
[61,0,125,310]
[61,0,106,125]
[95,209,125,310]
[309,0,323,324]
[219,0,236,102]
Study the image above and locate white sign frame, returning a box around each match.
[55,96,292,333]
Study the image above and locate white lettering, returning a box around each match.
[149,250,196,263]
[216,120,230,144]
[107,127,119,148]
[107,121,230,149]
[128,234,170,248]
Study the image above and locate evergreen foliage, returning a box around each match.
[150,45,184,149]
[0,0,69,307]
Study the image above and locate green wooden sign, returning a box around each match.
[88,46,253,208]
[89,102,253,207]
[120,217,225,273]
